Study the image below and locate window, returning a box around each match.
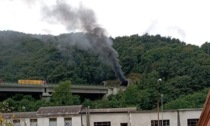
[94,121,111,126]
[49,118,57,126]
[121,123,128,126]
[13,119,20,126]
[187,119,199,126]
[30,119,37,126]
[151,120,170,126]
[64,118,72,126]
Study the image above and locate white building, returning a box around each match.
[2,105,202,126]
[84,107,201,126]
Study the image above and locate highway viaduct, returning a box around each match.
[0,83,124,100]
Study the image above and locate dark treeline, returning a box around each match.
[0,31,209,111]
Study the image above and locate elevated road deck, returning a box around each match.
[0,83,124,100]
[0,83,108,94]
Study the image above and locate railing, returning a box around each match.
[0,82,107,89]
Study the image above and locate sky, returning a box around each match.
[0,0,210,46]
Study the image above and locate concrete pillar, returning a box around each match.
[42,92,52,101]
[104,87,127,99]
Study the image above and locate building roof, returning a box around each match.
[81,107,202,114]
[3,112,37,119]
[197,89,210,126]
[82,107,137,113]
[36,105,83,117]
[0,105,203,119]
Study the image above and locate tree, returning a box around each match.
[164,88,208,109]
[51,81,80,105]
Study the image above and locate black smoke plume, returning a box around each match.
[42,0,128,86]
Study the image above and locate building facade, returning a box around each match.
[84,108,201,126]
[1,105,202,126]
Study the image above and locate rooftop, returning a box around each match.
[3,112,37,119]
[37,105,83,117]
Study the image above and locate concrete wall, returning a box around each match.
[38,117,49,126]
[179,109,201,126]
[57,117,64,126]
[131,111,178,126]
[11,109,201,126]
[36,116,81,126]
[88,113,130,126]
[20,118,30,126]
[73,116,82,126]
[82,109,201,126]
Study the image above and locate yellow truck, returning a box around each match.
[18,80,46,85]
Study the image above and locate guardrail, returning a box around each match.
[0,82,105,86]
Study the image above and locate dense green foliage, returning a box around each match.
[83,87,208,110]
[51,81,80,105]
[164,88,208,109]
[0,81,80,112]
[0,31,114,84]
[0,31,209,111]
[0,94,48,112]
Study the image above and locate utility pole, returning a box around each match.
[161,94,164,126]
[157,78,162,126]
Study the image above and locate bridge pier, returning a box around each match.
[42,92,52,101]
[103,87,127,99]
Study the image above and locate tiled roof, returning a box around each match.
[37,105,83,116]
[3,112,37,119]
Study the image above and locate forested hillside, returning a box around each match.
[0,31,209,111]
[0,31,114,84]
